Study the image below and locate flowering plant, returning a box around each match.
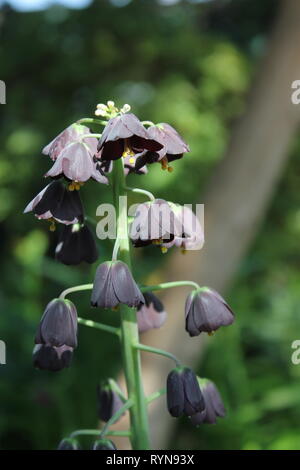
[25,100,235,450]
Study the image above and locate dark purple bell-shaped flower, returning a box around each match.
[166,367,205,418]
[33,344,73,372]
[135,123,189,172]
[55,223,98,265]
[91,260,144,309]
[57,438,80,450]
[130,199,183,250]
[35,298,78,348]
[97,113,163,161]
[24,180,84,225]
[92,439,117,450]
[191,381,226,425]
[97,381,124,422]
[185,288,234,337]
[137,292,167,333]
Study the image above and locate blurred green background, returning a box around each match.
[1,0,300,450]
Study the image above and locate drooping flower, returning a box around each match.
[137,292,167,333]
[161,204,204,252]
[97,381,124,423]
[57,438,80,450]
[35,298,78,349]
[43,123,92,161]
[45,140,107,186]
[166,367,205,418]
[55,223,98,265]
[97,113,163,161]
[33,344,73,372]
[24,180,84,225]
[130,199,183,251]
[185,288,234,337]
[92,439,117,450]
[91,260,144,309]
[191,380,226,425]
[135,123,190,172]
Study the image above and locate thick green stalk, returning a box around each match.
[112,158,151,450]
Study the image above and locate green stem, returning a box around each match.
[108,378,127,402]
[112,158,151,450]
[101,399,133,438]
[59,284,93,298]
[106,430,131,437]
[125,186,155,202]
[77,118,108,126]
[142,120,155,127]
[70,429,131,438]
[78,317,120,337]
[70,429,101,438]
[141,280,201,292]
[81,133,102,139]
[147,387,166,404]
[135,343,181,367]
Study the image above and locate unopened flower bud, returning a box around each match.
[97,381,124,422]
[92,439,117,450]
[57,438,80,450]
[120,103,131,113]
[166,366,205,418]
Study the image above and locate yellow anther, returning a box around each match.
[181,249,187,255]
[207,331,215,337]
[68,183,75,191]
[122,146,135,158]
[49,221,56,232]
[111,306,119,312]
[129,157,135,165]
[152,239,162,245]
[75,183,81,191]
[167,166,174,173]
[161,246,168,254]
[160,157,168,171]
[122,140,135,158]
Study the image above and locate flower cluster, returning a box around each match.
[26,100,236,450]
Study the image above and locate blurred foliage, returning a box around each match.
[2,0,300,451]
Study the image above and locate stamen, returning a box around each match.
[49,219,56,232]
[160,157,168,171]
[167,165,174,173]
[68,183,75,191]
[74,182,81,191]
[161,246,168,254]
[207,331,215,337]
[122,139,135,158]
[181,249,187,255]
